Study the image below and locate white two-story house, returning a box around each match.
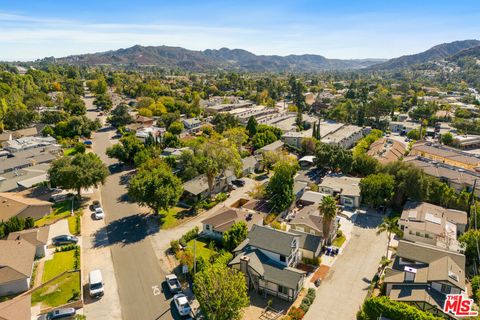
[229,225,305,301]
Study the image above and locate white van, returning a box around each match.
[89,269,104,298]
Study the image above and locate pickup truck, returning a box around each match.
[165,274,182,293]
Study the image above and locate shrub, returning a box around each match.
[55,244,78,252]
[472,275,480,303]
[358,296,441,320]
[215,192,228,202]
[288,307,305,320]
[307,288,316,300]
[299,302,310,313]
[170,240,181,253]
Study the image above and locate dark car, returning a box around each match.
[231,179,245,187]
[38,307,76,320]
[52,235,78,246]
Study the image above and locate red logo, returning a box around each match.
[443,294,478,317]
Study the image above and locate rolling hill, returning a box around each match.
[369,39,480,70]
[49,45,385,72]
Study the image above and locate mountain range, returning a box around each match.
[41,39,480,72]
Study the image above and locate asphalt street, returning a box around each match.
[88,102,174,319]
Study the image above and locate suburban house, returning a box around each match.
[0,240,35,297]
[241,199,272,215]
[254,140,284,155]
[229,225,305,301]
[182,172,236,202]
[134,115,154,127]
[298,155,315,169]
[182,118,203,132]
[0,294,31,320]
[0,193,52,221]
[389,121,420,134]
[7,226,50,258]
[404,156,480,196]
[241,156,259,176]
[319,175,361,208]
[399,202,467,251]
[287,204,337,256]
[409,142,480,171]
[384,240,466,317]
[297,190,328,206]
[201,207,263,241]
[367,138,407,164]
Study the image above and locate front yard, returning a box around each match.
[32,271,81,308]
[35,200,77,227]
[159,206,195,229]
[187,237,217,260]
[42,249,78,283]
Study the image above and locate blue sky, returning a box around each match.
[0,0,479,61]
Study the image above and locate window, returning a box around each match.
[416,231,421,237]
[425,233,431,239]
[404,272,415,282]
[441,284,451,294]
[205,225,210,231]
[280,255,286,262]
[278,285,289,295]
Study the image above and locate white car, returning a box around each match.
[173,293,192,316]
[94,207,105,220]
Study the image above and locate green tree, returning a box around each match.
[377,217,402,259]
[352,154,379,177]
[93,94,113,112]
[194,264,249,320]
[318,196,337,245]
[222,221,248,251]
[128,160,183,215]
[108,103,133,127]
[106,134,145,165]
[48,153,109,197]
[441,132,454,146]
[246,116,258,137]
[167,121,184,135]
[459,230,480,265]
[267,160,298,213]
[223,127,248,152]
[360,173,395,207]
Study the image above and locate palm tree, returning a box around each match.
[319,196,337,245]
[377,216,402,259]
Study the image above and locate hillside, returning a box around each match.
[49,45,385,72]
[370,39,480,70]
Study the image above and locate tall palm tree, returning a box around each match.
[319,196,337,245]
[377,216,402,259]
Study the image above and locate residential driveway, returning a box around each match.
[47,219,71,245]
[304,214,386,320]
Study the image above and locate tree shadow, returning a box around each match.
[173,208,197,220]
[352,213,383,229]
[92,213,159,248]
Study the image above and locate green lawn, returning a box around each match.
[42,251,76,283]
[187,237,217,260]
[159,207,194,229]
[67,213,81,235]
[32,272,80,308]
[35,200,76,227]
[332,234,346,248]
[63,148,76,156]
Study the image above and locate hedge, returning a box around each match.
[357,296,442,320]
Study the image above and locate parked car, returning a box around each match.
[52,235,78,246]
[89,269,104,298]
[94,207,105,220]
[111,133,122,139]
[165,274,182,293]
[231,179,245,187]
[92,200,101,209]
[38,307,76,320]
[173,293,192,316]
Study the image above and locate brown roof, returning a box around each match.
[367,138,406,164]
[0,240,35,284]
[289,205,324,234]
[0,294,31,320]
[411,142,480,167]
[7,226,50,246]
[241,199,272,214]
[202,207,263,232]
[0,193,52,221]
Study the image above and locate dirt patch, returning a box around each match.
[310,265,330,283]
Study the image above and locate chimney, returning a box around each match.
[240,255,250,274]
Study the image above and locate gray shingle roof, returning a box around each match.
[248,225,300,257]
[290,230,322,253]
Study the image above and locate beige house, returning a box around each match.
[385,240,466,317]
[0,293,31,320]
[7,226,50,258]
[399,202,467,251]
[319,175,361,208]
[201,207,263,241]
[0,240,35,297]
[0,193,52,221]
